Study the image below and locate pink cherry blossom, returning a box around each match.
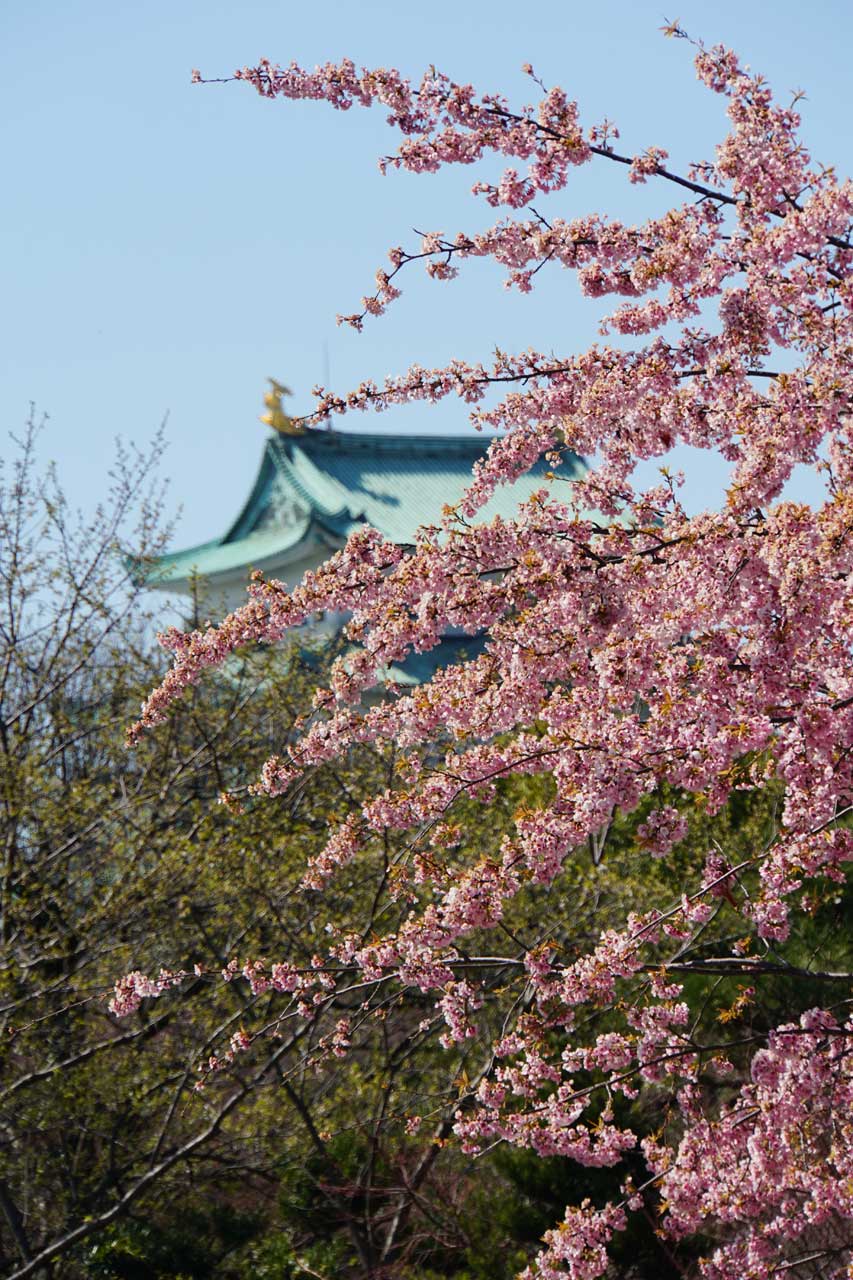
[119,37,853,1279]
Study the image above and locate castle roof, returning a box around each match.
[146,428,586,593]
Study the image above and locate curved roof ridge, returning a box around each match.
[295,427,502,459]
[272,438,360,522]
[144,516,314,587]
[220,442,277,544]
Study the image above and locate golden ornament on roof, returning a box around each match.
[260,378,302,434]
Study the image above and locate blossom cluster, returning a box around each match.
[120,39,853,1279]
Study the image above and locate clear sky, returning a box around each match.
[3,0,852,552]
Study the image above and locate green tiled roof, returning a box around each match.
[149,521,312,583]
[146,429,586,588]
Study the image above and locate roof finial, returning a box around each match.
[260,378,302,435]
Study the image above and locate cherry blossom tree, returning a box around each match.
[128,29,853,1279]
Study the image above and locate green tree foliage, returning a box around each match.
[3,416,852,1279]
[0,416,395,1276]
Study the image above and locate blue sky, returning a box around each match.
[3,0,852,552]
